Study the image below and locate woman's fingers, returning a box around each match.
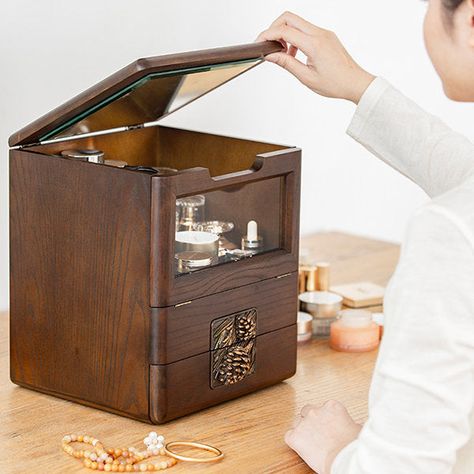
[285,401,362,474]
[256,25,313,56]
[264,52,311,83]
[300,404,319,418]
[256,12,374,102]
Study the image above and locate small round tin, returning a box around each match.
[176,251,214,273]
[193,221,235,256]
[297,311,313,343]
[175,231,219,256]
[61,149,105,164]
[299,291,342,319]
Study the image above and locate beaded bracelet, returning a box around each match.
[62,432,223,471]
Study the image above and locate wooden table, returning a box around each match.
[0,232,399,474]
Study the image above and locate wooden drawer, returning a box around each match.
[149,325,297,423]
[151,272,298,364]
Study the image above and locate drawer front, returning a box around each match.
[149,325,297,424]
[150,149,301,307]
[150,272,298,365]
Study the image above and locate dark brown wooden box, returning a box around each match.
[9,42,301,423]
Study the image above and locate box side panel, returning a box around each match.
[9,150,151,420]
[149,324,297,424]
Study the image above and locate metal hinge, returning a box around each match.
[127,124,145,131]
[276,273,293,279]
[175,300,192,308]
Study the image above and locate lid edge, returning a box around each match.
[9,41,283,148]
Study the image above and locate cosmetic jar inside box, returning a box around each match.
[9,42,301,424]
[175,230,219,256]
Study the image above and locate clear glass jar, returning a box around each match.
[329,309,380,353]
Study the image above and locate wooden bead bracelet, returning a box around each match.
[62,433,223,471]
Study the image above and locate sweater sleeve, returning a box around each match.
[346,77,474,198]
[331,205,474,474]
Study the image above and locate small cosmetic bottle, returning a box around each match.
[329,309,380,353]
[176,195,206,231]
[241,220,263,254]
[298,265,318,293]
[316,262,330,291]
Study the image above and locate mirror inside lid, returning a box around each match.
[9,42,282,147]
[44,59,260,141]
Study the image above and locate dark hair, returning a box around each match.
[443,0,464,11]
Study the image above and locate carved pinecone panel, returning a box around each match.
[211,309,257,388]
[212,318,236,349]
[215,346,252,385]
[211,308,257,350]
[235,312,257,341]
[212,340,256,387]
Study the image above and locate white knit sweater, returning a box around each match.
[332,78,474,474]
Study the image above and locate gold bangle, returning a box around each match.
[163,441,224,463]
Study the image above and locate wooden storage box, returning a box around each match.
[9,42,301,423]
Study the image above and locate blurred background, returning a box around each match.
[1,0,473,312]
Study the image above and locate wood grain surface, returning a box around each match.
[9,149,152,421]
[0,232,400,474]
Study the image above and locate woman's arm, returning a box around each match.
[286,203,474,474]
[257,11,474,197]
[348,77,474,197]
[332,204,474,473]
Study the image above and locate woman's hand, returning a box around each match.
[256,11,375,104]
[285,400,362,474]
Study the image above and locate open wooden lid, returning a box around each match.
[9,41,283,147]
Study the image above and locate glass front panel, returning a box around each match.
[175,178,283,275]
